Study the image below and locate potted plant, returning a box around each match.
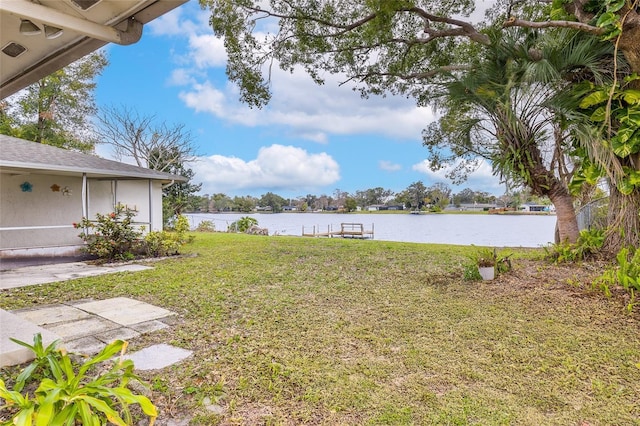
[475,247,496,280]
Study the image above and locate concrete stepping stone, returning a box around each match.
[74,297,174,326]
[123,344,192,370]
[13,304,92,326]
[0,309,61,367]
[45,316,121,340]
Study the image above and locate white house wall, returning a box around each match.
[0,173,83,255]
[1,174,165,258]
[89,179,163,232]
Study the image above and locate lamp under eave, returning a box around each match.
[44,25,64,39]
[19,19,41,36]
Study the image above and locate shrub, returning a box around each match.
[544,228,605,263]
[144,231,182,257]
[195,220,215,232]
[228,216,258,232]
[595,247,640,311]
[0,335,157,425]
[74,204,142,262]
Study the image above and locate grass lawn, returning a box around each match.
[1,233,639,425]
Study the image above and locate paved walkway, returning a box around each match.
[1,260,192,370]
[2,297,192,369]
[0,261,153,289]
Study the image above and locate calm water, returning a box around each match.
[186,212,557,248]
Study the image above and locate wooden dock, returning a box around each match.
[302,223,374,239]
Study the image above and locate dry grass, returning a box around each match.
[1,233,639,425]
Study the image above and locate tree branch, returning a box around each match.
[503,17,605,35]
[341,65,474,85]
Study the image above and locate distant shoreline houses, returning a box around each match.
[204,202,555,214]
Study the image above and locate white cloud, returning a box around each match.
[190,144,340,195]
[379,160,402,172]
[168,68,196,86]
[158,6,436,143]
[148,3,208,36]
[176,67,436,142]
[189,34,227,68]
[412,158,504,194]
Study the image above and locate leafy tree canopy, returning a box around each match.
[0,51,108,152]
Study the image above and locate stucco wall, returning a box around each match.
[1,174,165,256]
[0,174,83,251]
[88,179,164,232]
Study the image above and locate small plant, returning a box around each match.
[8,333,60,393]
[0,335,157,425]
[74,204,142,262]
[195,220,215,232]
[228,216,258,233]
[144,230,181,257]
[173,215,191,243]
[463,264,482,281]
[469,247,497,267]
[595,247,640,311]
[464,247,512,281]
[545,229,605,263]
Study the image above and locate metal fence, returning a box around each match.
[576,197,609,231]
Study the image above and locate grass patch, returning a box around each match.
[1,233,639,424]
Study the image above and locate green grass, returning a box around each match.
[1,233,639,425]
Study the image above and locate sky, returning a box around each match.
[94,1,505,200]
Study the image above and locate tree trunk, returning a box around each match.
[548,183,580,244]
[602,185,640,255]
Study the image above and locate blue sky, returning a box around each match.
[95,1,504,199]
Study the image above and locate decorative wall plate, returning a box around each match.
[20,181,33,192]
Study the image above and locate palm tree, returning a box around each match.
[426,29,618,244]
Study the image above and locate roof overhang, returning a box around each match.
[0,0,187,100]
[0,162,183,183]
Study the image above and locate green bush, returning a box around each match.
[144,231,181,257]
[75,209,194,261]
[0,335,157,425]
[228,216,258,233]
[74,204,142,262]
[195,220,215,232]
[545,229,605,263]
[595,247,640,311]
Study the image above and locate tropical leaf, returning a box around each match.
[622,90,640,105]
[590,106,607,122]
[579,90,609,109]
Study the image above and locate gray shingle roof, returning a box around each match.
[0,135,187,182]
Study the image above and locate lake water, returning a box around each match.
[185,212,557,248]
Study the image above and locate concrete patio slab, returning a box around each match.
[123,344,192,370]
[0,309,61,367]
[130,320,170,334]
[1,297,178,367]
[45,316,120,340]
[0,262,153,289]
[95,327,141,344]
[13,304,92,326]
[73,297,174,326]
[63,336,106,356]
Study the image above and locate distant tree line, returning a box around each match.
[184,182,559,214]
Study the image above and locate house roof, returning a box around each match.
[1,0,188,99]
[0,135,188,182]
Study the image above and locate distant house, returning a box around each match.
[519,203,551,213]
[455,203,498,211]
[367,204,388,211]
[0,136,187,259]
